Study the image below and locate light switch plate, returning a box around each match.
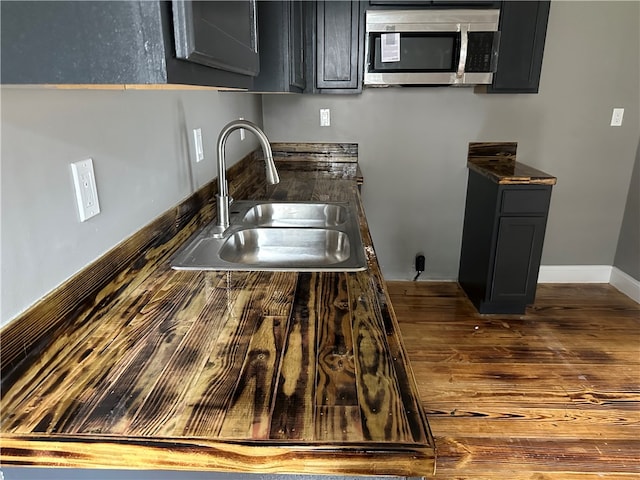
[70,158,100,222]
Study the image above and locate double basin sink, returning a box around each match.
[171,200,367,272]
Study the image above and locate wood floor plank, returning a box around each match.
[426,407,639,439]
[388,281,640,479]
[400,344,639,365]
[435,437,640,475]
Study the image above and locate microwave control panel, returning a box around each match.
[466,32,497,73]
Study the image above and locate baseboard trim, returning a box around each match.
[537,265,612,283]
[537,265,639,304]
[610,267,640,304]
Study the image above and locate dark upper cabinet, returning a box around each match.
[253,1,305,93]
[173,0,259,77]
[307,0,366,93]
[488,1,550,93]
[0,1,256,88]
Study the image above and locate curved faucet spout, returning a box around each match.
[216,120,279,231]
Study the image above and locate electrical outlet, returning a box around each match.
[320,108,331,127]
[193,128,204,162]
[610,108,624,127]
[70,158,100,222]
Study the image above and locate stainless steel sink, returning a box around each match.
[219,228,350,266]
[242,202,347,227]
[170,200,367,272]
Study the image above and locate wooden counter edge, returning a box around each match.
[0,433,435,477]
[352,187,437,472]
[467,161,557,185]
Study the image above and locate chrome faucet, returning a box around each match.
[214,119,279,234]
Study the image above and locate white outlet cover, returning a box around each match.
[71,158,100,222]
[610,108,624,127]
[320,108,331,127]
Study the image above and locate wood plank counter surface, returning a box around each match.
[0,144,435,477]
[467,142,557,185]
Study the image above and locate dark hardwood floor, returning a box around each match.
[387,282,640,480]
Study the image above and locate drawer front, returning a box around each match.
[500,188,551,215]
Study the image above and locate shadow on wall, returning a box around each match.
[176,97,196,193]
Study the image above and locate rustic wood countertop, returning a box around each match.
[467,142,557,185]
[0,144,435,477]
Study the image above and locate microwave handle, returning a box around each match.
[456,24,469,79]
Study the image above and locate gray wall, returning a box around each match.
[1,88,263,326]
[614,139,640,280]
[262,1,640,280]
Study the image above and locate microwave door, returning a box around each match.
[365,29,498,85]
[364,9,501,86]
[367,31,462,85]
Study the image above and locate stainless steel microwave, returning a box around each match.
[364,9,501,86]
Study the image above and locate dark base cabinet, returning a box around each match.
[458,170,552,314]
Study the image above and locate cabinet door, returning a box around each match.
[315,0,362,90]
[490,216,547,304]
[253,0,305,92]
[488,1,550,93]
[289,1,306,90]
[0,1,167,84]
[173,0,259,76]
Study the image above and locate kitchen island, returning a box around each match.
[0,144,435,478]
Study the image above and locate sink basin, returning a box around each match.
[219,228,350,267]
[241,202,347,227]
[171,200,367,272]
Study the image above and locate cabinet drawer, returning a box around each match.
[500,188,551,215]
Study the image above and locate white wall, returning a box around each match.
[262,1,640,280]
[1,88,263,326]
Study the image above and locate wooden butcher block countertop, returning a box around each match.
[0,144,435,477]
[467,142,557,185]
